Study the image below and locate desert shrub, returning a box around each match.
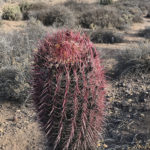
[0,19,50,67]
[138,27,150,39]
[115,43,150,77]
[34,5,76,27]
[19,1,31,12]
[29,2,49,10]
[0,18,58,102]
[64,1,96,16]
[119,43,150,61]
[0,23,48,100]
[114,1,144,24]
[99,0,113,5]
[146,9,150,18]
[64,1,97,26]
[116,5,143,25]
[127,7,143,23]
[19,1,48,11]
[138,3,148,15]
[19,1,31,20]
[114,0,139,8]
[90,29,124,43]
[128,141,150,150]
[79,7,126,30]
[0,21,3,26]
[132,14,143,23]
[13,19,47,50]
[2,4,22,21]
[0,32,31,101]
[25,18,47,40]
[0,35,13,67]
[0,67,29,101]
[19,1,49,20]
[138,1,150,15]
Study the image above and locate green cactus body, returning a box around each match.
[32,30,106,150]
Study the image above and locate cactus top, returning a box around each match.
[36,30,95,67]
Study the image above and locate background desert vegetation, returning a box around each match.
[0,0,150,150]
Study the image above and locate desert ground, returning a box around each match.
[0,0,150,150]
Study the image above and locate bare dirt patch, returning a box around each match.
[0,20,26,32]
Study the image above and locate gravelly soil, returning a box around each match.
[103,64,150,150]
[0,101,48,150]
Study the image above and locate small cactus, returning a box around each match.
[32,30,106,150]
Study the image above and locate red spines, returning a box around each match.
[32,30,106,150]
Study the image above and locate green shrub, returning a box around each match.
[90,29,124,43]
[99,0,113,5]
[34,5,76,27]
[2,4,22,21]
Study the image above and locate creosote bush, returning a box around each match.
[2,4,22,21]
[32,30,106,150]
[91,29,124,44]
[34,5,76,28]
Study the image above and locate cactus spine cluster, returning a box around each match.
[32,30,106,150]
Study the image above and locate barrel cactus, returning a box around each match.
[32,30,106,150]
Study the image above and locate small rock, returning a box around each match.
[16,109,21,113]
[0,128,3,133]
[128,99,133,103]
[13,116,18,122]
